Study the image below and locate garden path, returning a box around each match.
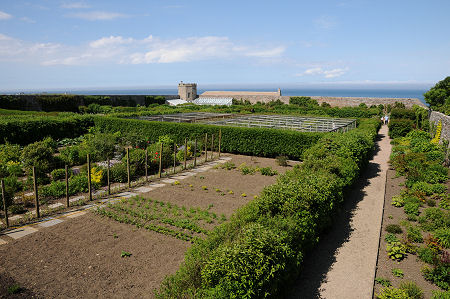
[289,124,391,299]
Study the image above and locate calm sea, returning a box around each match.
[5,88,429,105]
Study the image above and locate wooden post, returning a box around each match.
[126,148,131,189]
[107,158,111,196]
[194,138,197,167]
[87,154,92,201]
[184,138,187,169]
[145,149,148,182]
[65,165,69,207]
[1,180,8,228]
[173,143,176,174]
[204,133,208,162]
[158,142,163,178]
[32,166,40,218]
[211,134,214,160]
[218,129,222,157]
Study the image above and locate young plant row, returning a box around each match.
[96,196,224,242]
[156,118,381,298]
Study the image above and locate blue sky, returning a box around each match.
[0,0,449,91]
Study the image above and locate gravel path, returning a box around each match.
[289,124,391,299]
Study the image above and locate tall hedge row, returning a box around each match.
[0,115,94,145]
[92,116,323,159]
[156,118,381,298]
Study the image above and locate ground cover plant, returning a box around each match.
[155,118,380,298]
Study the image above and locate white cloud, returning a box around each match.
[0,34,285,66]
[67,11,128,20]
[314,15,337,29]
[297,67,349,78]
[0,11,13,20]
[61,2,91,9]
[20,16,36,23]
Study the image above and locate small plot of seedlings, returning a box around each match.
[391,268,404,278]
[121,251,132,258]
[96,196,225,242]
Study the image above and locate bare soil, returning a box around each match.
[0,154,295,298]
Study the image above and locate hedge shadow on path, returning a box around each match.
[287,132,384,299]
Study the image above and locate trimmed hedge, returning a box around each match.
[92,116,323,160]
[0,115,94,145]
[388,119,414,138]
[390,108,416,120]
[156,118,380,298]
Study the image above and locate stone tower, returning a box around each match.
[178,82,197,102]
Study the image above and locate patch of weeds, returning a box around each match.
[173,181,180,185]
[375,277,392,287]
[422,264,449,290]
[215,188,221,193]
[121,250,132,258]
[241,193,247,197]
[239,163,256,175]
[201,186,208,191]
[7,284,22,294]
[207,204,214,210]
[220,192,225,196]
[392,268,404,278]
[253,195,258,199]
[386,224,403,234]
[388,215,394,219]
[220,214,226,222]
[431,290,450,298]
[219,161,236,170]
[434,228,450,248]
[228,190,233,194]
[113,233,118,239]
[376,287,408,298]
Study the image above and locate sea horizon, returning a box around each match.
[1,87,429,105]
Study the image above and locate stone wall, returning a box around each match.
[430,110,450,145]
[199,94,426,108]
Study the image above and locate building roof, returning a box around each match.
[194,97,233,106]
[165,99,188,106]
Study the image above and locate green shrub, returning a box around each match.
[289,96,318,107]
[123,148,147,176]
[386,224,403,234]
[387,242,407,260]
[418,247,436,264]
[59,145,86,166]
[0,176,22,210]
[21,137,57,176]
[434,228,450,248]
[110,162,130,183]
[407,225,423,243]
[388,119,414,138]
[68,174,89,194]
[399,281,424,299]
[219,161,236,170]
[93,116,323,160]
[411,181,434,195]
[422,264,450,290]
[376,287,409,299]
[431,184,447,194]
[427,198,437,207]
[404,202,420,216]
[390,108,416,120]
[391,195,405,207]
[419,208,450,231]
[8,204,26,214]
[50,168,68,181]
[238,163,256,175]
[40,180,66,199]
[431,290,450,299]
[392,268,404,278]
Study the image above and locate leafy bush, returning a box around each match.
[388,119,414,138]
[59,145,87,166]
[407,225,423,243]
[50,168,68,181]
[392,268,404,278]
[411,181,434,196]
[110,162,130,183]
[387,242,407,260]
[238,163,256,175]
[390,108,416,120]
[0,176,23,210]
[375,277,392,287]
[289,96,318,107]
[419,208,450,231]
[404,202,420,216]
[21,137,57,176]
[434,228,450,248]
[386,224,403,234]
[93,116,323,160]
[391,195,405,207]
[40,180,66,199]
[422,264,450,290]
[376,287,409,299]
[68,174,89,194]
[431,184,447,194]
[424,76,450,115]
[431,290,450,299]
[418,247,436,264]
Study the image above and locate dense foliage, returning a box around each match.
[388,106,429,138]
[92,116,323,160]
[424,76,450,115]
[156,118,380,298]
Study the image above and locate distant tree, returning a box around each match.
[424,76,450,114]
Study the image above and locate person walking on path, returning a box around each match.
[384,115,389,125]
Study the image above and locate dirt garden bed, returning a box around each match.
[0,154,297,298]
